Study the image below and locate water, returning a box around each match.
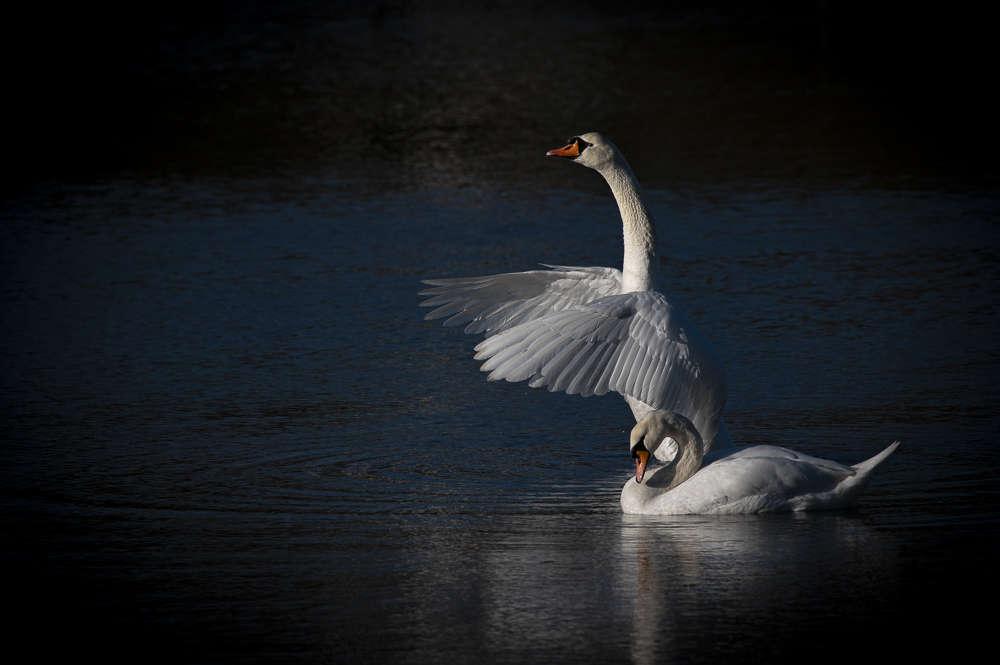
[2,2,998,662]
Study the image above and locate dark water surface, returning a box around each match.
[3,2,998,662]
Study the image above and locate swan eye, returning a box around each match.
[570,137,592,151]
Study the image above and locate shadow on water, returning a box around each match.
[2,1,998,663]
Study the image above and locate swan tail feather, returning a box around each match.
[851,441,900,477]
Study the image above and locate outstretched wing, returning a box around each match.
[419,265,622,337]
[474,291,727,435]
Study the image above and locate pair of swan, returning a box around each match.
[421,132,732,457]
[623,411,898,514]
[420,132,897,513]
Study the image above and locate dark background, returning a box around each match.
[2,1,997,662]
[4,0,997,192]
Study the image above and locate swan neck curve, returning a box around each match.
[666,421,704,490]
[598,159,658,293]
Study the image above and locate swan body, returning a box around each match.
[420,133,733,454]
[622,411,899,515]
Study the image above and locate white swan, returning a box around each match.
[420,133,733,455]
[622,411,899,514]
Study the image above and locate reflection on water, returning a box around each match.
[619,514,898,664]
[317,508,903,663]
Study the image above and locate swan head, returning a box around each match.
[546,132,619,171]
[629,411,704,484]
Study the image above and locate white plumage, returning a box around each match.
[420,132,732,454]
[621,411,899,515]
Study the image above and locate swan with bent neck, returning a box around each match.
[421,133,732,456]
[622,411,899,514]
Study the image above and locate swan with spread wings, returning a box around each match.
[420,132,732,456]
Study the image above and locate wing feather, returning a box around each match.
[610,337,640,390]
[569,342,610,397]
[420,266,623,337]
[547,340,593,393]
[474,291,727,441]
[421,267,728,445]
[593,341,626,397]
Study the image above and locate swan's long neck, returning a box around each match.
[598,159,658,293]
[665,422,704,490]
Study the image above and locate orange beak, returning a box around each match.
[635,449,650,483]
[546,141,580,158]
